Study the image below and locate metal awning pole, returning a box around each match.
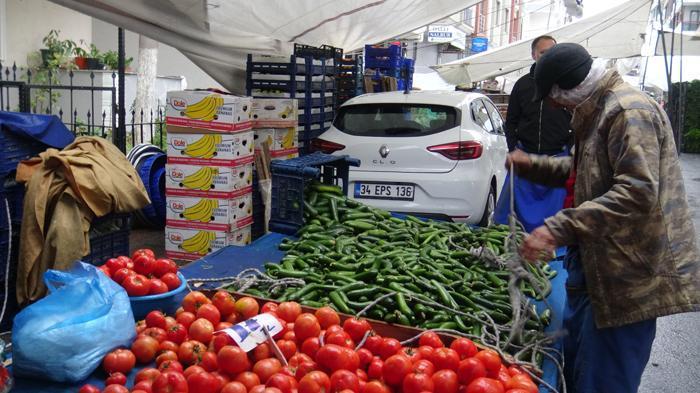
[116,27,126,153]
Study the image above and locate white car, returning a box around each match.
[311,90,508,225]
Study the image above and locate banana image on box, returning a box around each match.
[181,134,223,159]
[281,128,295,149]
[181,198,219,223]
[182,94,224,121]
[180,167,219,190]
[179,230,216,255]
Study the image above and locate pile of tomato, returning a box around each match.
[97,249,182,297]
[79,291,538,393]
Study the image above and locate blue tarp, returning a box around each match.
[0,111,74,149]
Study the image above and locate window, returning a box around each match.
[333,103,459,137]
[478,2,487,34]
[686,9,700,31]
[484,100,505,135]
[471,100,495,133]
[463,7,475,26]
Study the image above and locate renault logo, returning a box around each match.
[379,145,390,158]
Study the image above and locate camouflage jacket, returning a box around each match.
[521,70,700,328]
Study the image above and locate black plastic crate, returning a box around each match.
[82,213,131,265]
[0,223,20,332]
[0,183,24,230]
[0,129,48,179]
[269,152,360,234]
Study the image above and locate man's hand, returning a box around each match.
[520,225,558,262]
[505,149,532,174]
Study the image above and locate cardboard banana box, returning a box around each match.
[166,90,253,133]
[167,131,254,166]
[166,194,253,231]
[165,225,252,261]
[165,162,253,198]
[253,127,298,152]
[256,148,299,160]
[251,98,298,128]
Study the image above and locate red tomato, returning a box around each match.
[266,373,298,393]
[218,345,251,374]
[132,248,156,259]
[356,348,373,369]
[187,371,221,393]
[212,290,238,317]
[166,323,187,344]
[299,370,331,393]
[133,380,154,393]
[199,351,218,372]
[182,290,211,313]
[432,348,460,371]
[79,384,101,393]
[250,385,267,393]
[419,332,444,348]
[156,350,179,366]
[103,385,129,393]
[222,381,248,393]
[363,381,391,393]
[295,313,321,342]
[123,274,151,296]
[211,332,235,353]
[154,258,177,277]
[504,375,537,393]
[178,340,207,366]
[176,311,196,330]
[105,372,127,386]
[465,377,504,393]
[432,370,459,393]
[117,255,134,269]
[330,370,360,393]
[142,327,168,343]
[146,311,167,329]
[382,354,412,386]
[98,265,112,278]
[356,369,368,381]
[450,338,478,360]
[474,350,502,377]
[295,361,318,380]
[412,359,435,376]
[458,358,488,385]
[159,340,180,354]
[342,318,371,343]
[253,342,273,362]
[236,372,261,391]
[401,347,421,363]
[158,360,184,374]
[403,372,435,393]
[189,318,215,344]
[261,302,279,314]
[112,268,135,284]
[149,279,170,295]
[277,302,302,323]
[216,321,233,331]
[316,344,360,372]
[195,303,222,325]
[507,366,525,377]
[133,254,157,275]
[326,331,354,348]
[379,338,402,360]
[161,272,182,291]
[504,390,531,393]
[235,296,260,319]
[184,365,207,378]
[135,367,162,383]
[315,306,341,329]
[417,346,435,362]
[103,348,136,374]
[153,371,189,393]
[363,335,383,356]
[276,339,297,360]
[254,358,283,383]
[301,337,321,359]
[105,257,127,272]
[367,357,384,380]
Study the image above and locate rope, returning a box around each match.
[0,198,11,336]
[185,268,305,294]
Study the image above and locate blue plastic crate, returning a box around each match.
[365,44,402,59]
[269,152,360,234]
[0,129,48,179]
[82,213,131,265]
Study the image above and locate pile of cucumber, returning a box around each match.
[238,182,557,338]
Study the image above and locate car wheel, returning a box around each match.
[478,184,496,227]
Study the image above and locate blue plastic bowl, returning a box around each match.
[129,272,187,320]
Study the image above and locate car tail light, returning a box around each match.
[311,138,346,154]
[427,141,483,160]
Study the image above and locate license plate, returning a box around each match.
[354,182,415,201]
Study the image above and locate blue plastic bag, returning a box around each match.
[11,262,135,383]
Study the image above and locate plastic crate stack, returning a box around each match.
[336,55,364,106]
[246,45,338,155]
[364,44,414,92]
[269,152,360,235]
[164,90,255,260]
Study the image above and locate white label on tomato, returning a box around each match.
[218,313,283,352]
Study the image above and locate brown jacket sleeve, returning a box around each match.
[544,109,661,245]
[517,154,571,188]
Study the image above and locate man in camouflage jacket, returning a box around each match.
[508,43,700,393]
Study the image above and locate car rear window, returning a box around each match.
[333,103,459,137]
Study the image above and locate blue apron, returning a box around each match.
[493,150,568,232]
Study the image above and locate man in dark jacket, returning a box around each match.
[493,35,572,231]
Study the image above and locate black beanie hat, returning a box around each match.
[533,43,593,101]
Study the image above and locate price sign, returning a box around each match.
[218,313,283,352]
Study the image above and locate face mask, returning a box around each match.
[549,58,609,106]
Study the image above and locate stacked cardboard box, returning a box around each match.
[164,90,254,260]
[251,98,299,159]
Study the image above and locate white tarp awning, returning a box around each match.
[49,0,479,93]
[433,0,652,85]
[655,30,700,56]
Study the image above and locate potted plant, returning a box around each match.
[73,45,88,70]
[85,44,104,70]
[101,50,133,70]
[41,29,77,67]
